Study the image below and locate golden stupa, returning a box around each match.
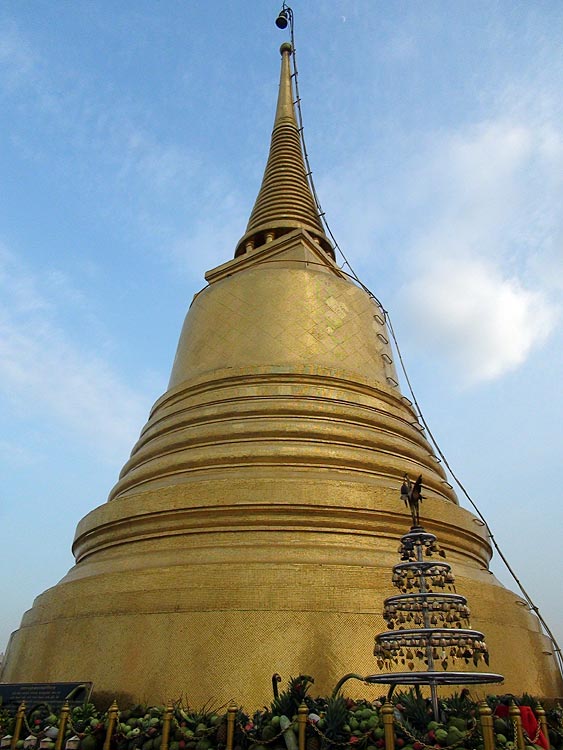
[2,42,561,705]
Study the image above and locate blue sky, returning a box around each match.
[1,1,562,659]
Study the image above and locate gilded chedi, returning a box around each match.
[2,43,561,705]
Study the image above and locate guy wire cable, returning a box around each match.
[384,311,563,677]
[282,5,368,291]
[277,2,563,678]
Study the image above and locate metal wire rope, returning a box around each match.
[280,3,563,682]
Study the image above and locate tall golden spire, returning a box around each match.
[235,42,334,259]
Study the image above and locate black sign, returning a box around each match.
[0,683,93,711]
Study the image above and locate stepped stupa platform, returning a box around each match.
[2,41,561,706]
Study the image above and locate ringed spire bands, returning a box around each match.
[235,43,334,259]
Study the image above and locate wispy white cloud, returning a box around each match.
[116,128,200,191]
[0,20,202,220]
[382,30,418,63]
[167,179,248,277]
[0,438,38,468]
[0,22,37,90]
[0,17,250,294]
[393,111,563,384]
[0,246,150,461]
[401,255,557,385]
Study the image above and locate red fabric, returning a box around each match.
[494,704,549,750]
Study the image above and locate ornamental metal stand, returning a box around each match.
[333,477,503,720]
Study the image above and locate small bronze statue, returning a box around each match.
[400,473,424,527]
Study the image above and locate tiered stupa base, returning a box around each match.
[3,44,562,707]
[3,489,560,705]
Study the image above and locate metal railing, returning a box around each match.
[1,697,553,750]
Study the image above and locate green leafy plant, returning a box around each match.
[320,694,349,749]
[392,690,432,732]
[271,675,315,719]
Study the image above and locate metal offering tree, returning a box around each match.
[367,475,503,718]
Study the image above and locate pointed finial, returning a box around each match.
[234,41,333,258]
